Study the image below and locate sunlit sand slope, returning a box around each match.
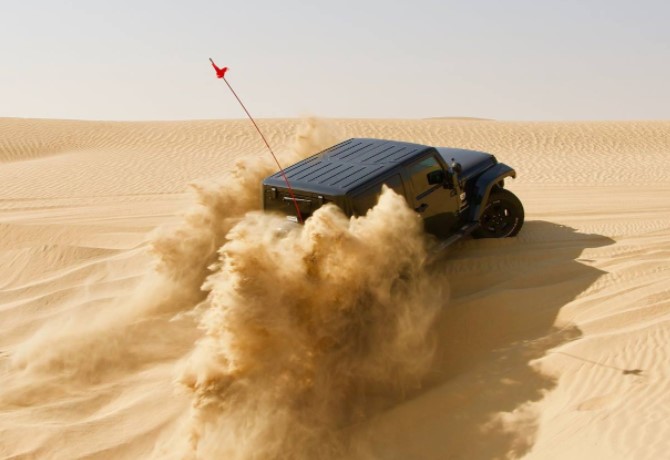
[1,117,669,459]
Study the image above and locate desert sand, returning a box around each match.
[1,117,669,459]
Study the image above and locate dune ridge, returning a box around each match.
[1,117,669,459]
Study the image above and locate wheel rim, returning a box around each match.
[480,202,516,236]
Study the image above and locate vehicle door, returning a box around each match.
[351,174,407,216]
[403,154,459,238]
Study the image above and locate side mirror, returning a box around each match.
[427,170,446,185]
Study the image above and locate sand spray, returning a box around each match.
[8,118,444,459]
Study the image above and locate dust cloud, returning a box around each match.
[9,118,444,459]
[172,188,443,460]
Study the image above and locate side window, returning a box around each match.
[352,174,407,216]
[384,174,406,198]
[406,155,442,196]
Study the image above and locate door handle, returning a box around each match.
[415,203,428,213]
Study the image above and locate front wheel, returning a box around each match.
[473,189,524,238]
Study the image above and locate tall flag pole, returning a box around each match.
[209,58,304,223]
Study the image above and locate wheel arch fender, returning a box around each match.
[468,163,517,221]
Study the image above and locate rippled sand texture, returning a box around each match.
[1,117,669,459]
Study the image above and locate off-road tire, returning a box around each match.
[473,189,524,238]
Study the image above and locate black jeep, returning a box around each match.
[262,138,523,247]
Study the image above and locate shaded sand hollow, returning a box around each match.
[1,117,669,459]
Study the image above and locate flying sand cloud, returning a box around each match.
[7,118,443,459]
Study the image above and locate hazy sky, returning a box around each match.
[2,0,668,120]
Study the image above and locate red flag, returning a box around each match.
[209,58,228,79]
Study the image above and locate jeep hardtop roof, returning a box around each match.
[264,138,437,196]
[264,138,496,197]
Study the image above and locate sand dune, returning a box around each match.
[1,117,669,459]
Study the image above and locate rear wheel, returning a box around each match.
[473,189,524,238]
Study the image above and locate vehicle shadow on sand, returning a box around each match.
[358,221,615,459]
